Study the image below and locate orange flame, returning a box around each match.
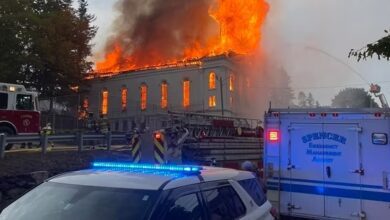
[95,0,269,74]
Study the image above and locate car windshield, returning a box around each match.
[0,182,159,220]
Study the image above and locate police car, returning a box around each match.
[0,162,275,220]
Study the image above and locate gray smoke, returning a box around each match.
[104,0,216,68]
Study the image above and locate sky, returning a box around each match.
[86,0,390,106]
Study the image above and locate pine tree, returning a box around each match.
[0,0,96,96]
[306,93,315,107]
[297,91,307,108]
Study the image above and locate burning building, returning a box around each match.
[85,53,258,131]
[84,0,273,131]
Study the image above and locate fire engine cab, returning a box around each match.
[0,83,40,149]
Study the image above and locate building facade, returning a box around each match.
[85,54,252,131]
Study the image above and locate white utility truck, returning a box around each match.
[264,108,390,220]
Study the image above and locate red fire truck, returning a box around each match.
[0,83,40,149]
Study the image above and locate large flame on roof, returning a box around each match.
[95,0,269,74]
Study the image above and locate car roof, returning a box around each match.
[49,166,255,191]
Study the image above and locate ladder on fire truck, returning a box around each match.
[157,111,264,169]
[164,111,262,138]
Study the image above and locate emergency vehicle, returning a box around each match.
[127,111,264,169]
[0,83,40,149]
[0,162,275,220]
[264,108,390,220]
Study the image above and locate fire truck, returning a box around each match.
[127,111,264,170]
[264,108,390,220]
[0,83,40,150]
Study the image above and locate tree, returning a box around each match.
[297,91,307,107]
[331,88,379,108]
[269,67,295,108]
[76,0,97,82]
[0,0,96,124]
[0,0,35,83]
[0,0,96,97]
[349,29,390,61]
[306,92,315,107]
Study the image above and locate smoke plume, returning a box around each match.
[96,0,269,73]
[99,0,215,71]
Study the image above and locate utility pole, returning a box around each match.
[219,77,224,116]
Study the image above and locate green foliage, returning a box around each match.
[349,29,390,61]
[0,0,34,83]
[331,88,379,108]
[0,0,97,97]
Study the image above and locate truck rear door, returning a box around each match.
[323,123,361,219]
[289,123,324,216]
[288,123,361,219]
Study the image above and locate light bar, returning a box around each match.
[92,162,202,174]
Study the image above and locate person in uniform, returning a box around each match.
[41,123,54,149]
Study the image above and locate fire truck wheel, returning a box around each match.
[0,126,15,150]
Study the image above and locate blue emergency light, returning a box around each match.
[92,162,202,174]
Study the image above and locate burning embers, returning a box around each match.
[95,0,269,75]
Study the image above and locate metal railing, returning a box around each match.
[0,132,127,159]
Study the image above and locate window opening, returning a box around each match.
[183,80,190,108]
[161,82,168,109]
[101,90,108,115]
[229,74,234,91]
[16,94,33,110]
[209,72,216,89]
[0,93,8,109]
[140,84,147,110]
[121,87,128,111]
[209,96,216,108]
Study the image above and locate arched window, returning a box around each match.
[101,89,108,115]
[121,86,127,111]
[183,79,190,108]
[209,72,216,89]
[229,74,234,91]
[161,81,168,109]
[140,84,147,111]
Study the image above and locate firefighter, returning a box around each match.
[41,123,55,150]
[42,123,53,135]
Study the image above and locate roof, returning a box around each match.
[268,108,390,114]
[87,53,240,80]
[48,166,254,191]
